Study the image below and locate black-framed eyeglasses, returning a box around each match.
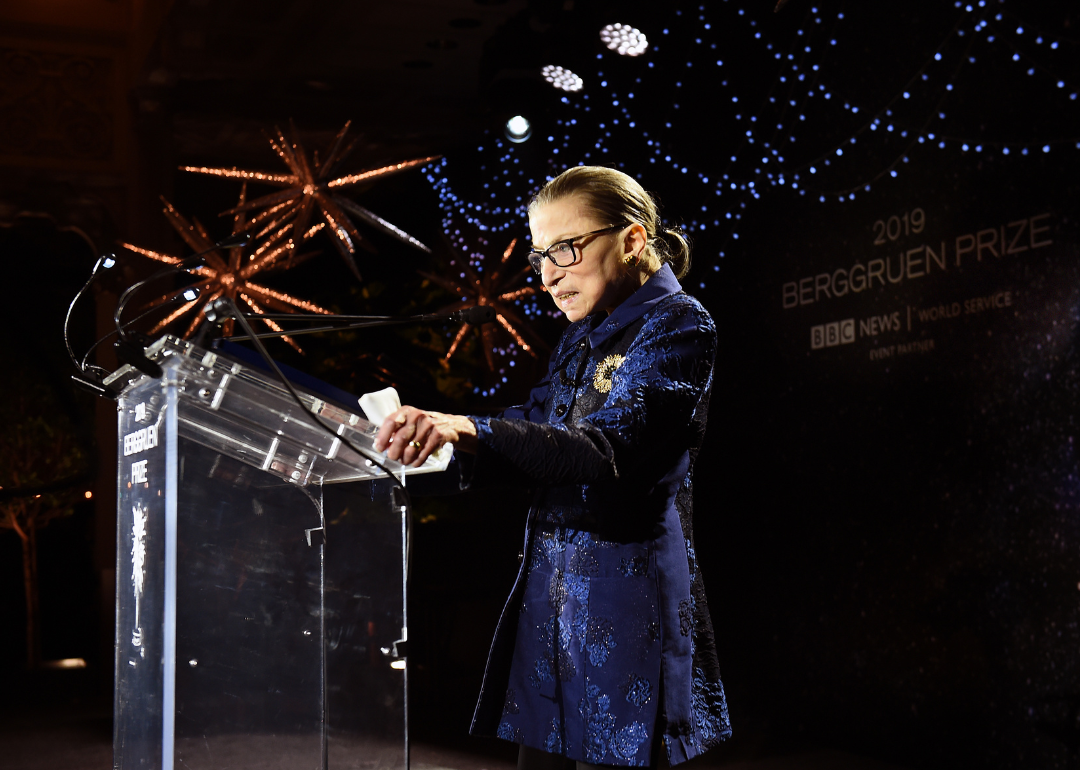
[526,225,625,275]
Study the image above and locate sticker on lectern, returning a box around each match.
[130,502,147,658]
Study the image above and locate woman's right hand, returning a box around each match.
[373,406,478,467]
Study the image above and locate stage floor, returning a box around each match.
[0,703,914,770]
[0,672,913,770]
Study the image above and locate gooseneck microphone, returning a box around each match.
[447,306,496,325]
[70,231,245,399]
[65,253,118,375]
[67,253,125,398]
[70,286,204,398]
[175,230,251,271]
[113,231,251,341]
[215,302,498,342]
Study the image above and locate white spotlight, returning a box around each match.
[505,115,532,143]
[541,65,584,92]
[600,23,648,56]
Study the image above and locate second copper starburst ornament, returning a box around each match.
[421,238,548,371]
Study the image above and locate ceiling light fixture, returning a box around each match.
[600,23,648,56]
[542,65,584,92]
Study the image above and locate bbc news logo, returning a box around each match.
[811,319,855,350]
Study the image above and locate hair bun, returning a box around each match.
[657,226,691,279]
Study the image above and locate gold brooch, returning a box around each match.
[592,354,625,394]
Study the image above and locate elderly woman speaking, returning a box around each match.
[375,166,730,769]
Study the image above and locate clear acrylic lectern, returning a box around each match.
[109,336,437,770]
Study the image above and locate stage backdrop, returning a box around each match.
[704,137,1080,768]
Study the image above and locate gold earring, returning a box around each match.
[624,254,638,266]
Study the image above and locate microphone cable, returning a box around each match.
[80,287,203,374]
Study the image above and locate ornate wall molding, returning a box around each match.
[0,45,120,170]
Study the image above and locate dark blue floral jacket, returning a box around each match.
[467,264,730,766]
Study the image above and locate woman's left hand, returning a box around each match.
[373,406,478,467]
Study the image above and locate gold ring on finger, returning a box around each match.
[410,440,422,449]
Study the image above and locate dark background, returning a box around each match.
[2,1,1080,768]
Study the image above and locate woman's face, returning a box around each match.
[529,195,642,322]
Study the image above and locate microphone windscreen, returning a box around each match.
[217,231,251,249]
[453,306,496,325]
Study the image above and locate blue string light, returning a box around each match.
[426,0,1078,299]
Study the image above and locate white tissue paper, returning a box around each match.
[358,386,454,472]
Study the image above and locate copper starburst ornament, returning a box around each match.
[180,121,438,280]
[120,185,332,351]
[421,238,547,370]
